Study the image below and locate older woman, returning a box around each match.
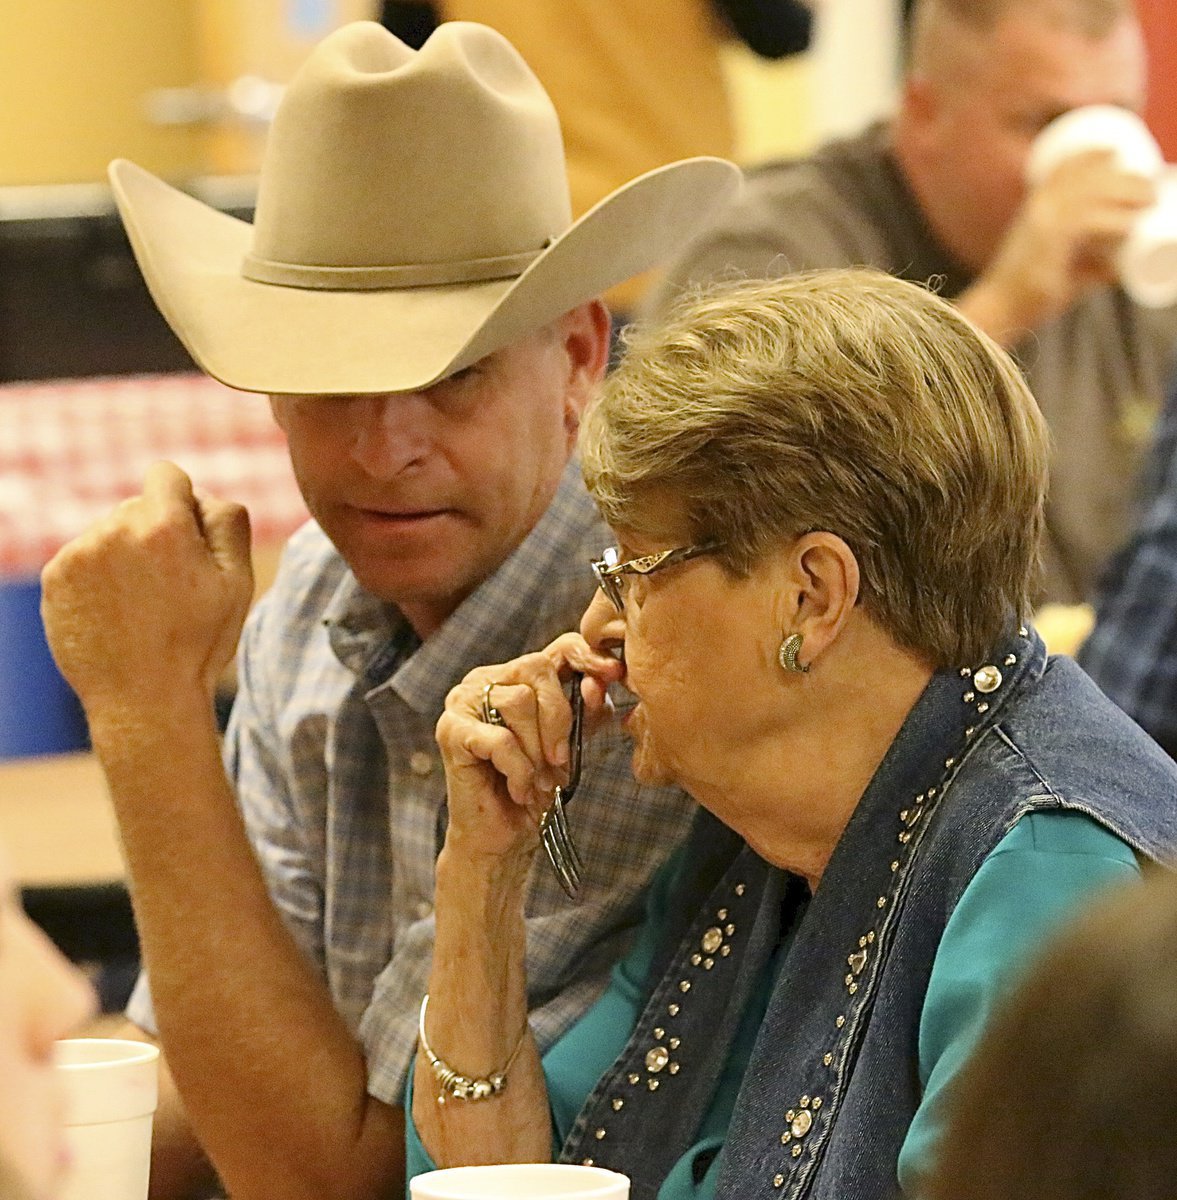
[408,270,1177,1199]
[0,846,94,1200]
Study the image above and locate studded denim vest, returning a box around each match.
[559,629,1177,1199]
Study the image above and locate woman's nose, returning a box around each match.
[580,588,625,654]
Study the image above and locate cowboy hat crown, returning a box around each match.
[246,21,571,289]
[110,21,740,395]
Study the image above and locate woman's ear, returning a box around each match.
[777,532,861,667]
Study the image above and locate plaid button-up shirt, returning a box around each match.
[1081,377,1177,757]
[127,462,696,1104]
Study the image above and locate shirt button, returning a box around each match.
[409,751,434,777]
[415,900,434,920]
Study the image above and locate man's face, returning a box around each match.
[907,12,1147,271]
[270,311,602,636]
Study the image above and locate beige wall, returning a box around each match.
[722,1,904,170]
[196,0,377,175]
[808,0,901,143]
[0,1,203,186]
[722,44,817,166]
[0,0,376,187]
[1,3,845,188]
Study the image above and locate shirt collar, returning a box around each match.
[324,459,600,715]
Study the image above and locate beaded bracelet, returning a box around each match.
[418,993,528,1103]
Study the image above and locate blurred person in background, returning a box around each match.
[405,270,1177,1199]
[927,868,1177,1200]
[650,0,1177,609]
[0,847,95,1200]
[380,0,815,319]
[38,20,736,1200]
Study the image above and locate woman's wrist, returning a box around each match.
[433,840,532,974]
[436,834,535,890]
[418,993,529,1103]
[426,844,532,1089]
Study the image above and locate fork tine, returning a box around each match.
[538,673,587,898]
[549,847,578,897]
[560,837,583,884]
[541,814,579,897]
[546,800,581,888]
[545,797,582,893]
[548,790,571,854]
[547,829,581,893]
[551,791,583,875]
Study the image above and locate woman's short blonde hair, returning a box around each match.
[580,269,1050,668]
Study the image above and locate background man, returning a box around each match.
[649,0,1177,606]
[40,22,737,1200]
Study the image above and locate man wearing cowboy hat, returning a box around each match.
[41,21,738,1200]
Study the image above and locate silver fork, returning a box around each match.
[539,672,585,898]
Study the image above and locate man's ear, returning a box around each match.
[558,300,612,439]
[896,73,943,156]
[772,532,861,667]
[268,394,289,434]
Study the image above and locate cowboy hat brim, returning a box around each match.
[110,156,740,396]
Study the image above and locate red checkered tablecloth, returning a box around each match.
[0,374,309,577]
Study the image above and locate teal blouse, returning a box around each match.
[405,811,1139,1197]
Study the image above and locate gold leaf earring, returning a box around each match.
[778,633,809,674]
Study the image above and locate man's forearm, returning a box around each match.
[89,695,403,1200]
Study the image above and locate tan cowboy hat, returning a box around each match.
[110,20,740,396]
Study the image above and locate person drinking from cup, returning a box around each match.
[38,20,738,1200]
[0,849,95,1200]
[409,270,1177,1199]
[648,0,1177,609]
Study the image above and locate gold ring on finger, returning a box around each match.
[480,680,507,727]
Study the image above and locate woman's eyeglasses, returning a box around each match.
[590,542,723,613]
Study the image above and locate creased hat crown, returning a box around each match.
[246,21,571,289]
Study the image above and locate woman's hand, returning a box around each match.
[435,633,625,865]
[417,635,624,1168]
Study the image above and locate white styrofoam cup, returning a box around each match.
[55,1038,160,1200]
[410,1163,630,1199]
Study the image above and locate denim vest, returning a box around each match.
[559,629,1177,1199]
